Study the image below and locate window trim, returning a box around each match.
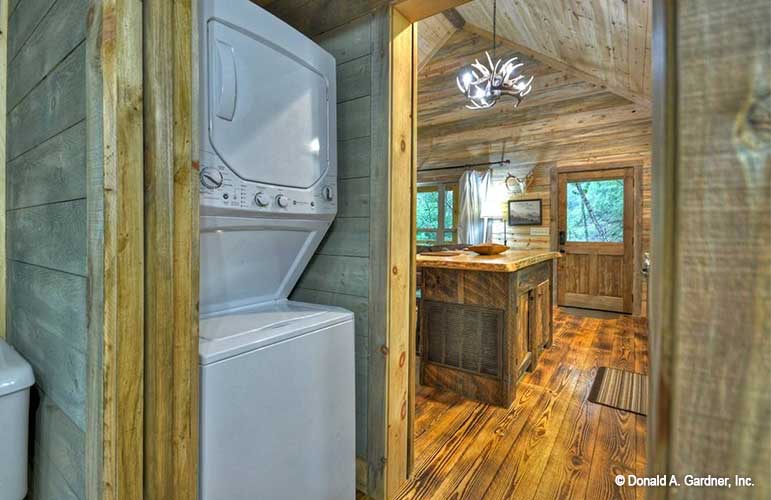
[416,182,459,245]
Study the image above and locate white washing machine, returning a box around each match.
[196,1,354,499]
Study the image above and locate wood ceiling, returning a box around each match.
[417,28,651,170]
[418,0,652,106]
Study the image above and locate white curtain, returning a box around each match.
[458,169,492,245]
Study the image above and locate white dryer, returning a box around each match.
[197,1,354,499]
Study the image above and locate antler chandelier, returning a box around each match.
[456,0,534,110]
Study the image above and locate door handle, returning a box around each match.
[559,231,566,245]
[215,40,237,121]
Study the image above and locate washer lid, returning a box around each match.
[0,340,34,397]
[199,301,353,365]
[207,19,330,189]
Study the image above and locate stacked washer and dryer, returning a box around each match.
[196,1,355,499]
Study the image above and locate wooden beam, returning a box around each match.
[462,23,651,108]
[143,0,199,499]
[86,0,145,498]
[442,8,465,29]
[392,0,471,23]
[385,7,413,497]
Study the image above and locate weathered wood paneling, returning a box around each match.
[339,136,371,179]
[318,217,370,258]
[6,0,56,61]
[35,395,87,499]
[7,200,87,276]
[5,1,89,498]
[7,121,86,209]
[7,0,86,109]
[338,96,372,140]
[7,43,85,160]
[338,55,372,103]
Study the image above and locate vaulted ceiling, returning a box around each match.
[417,28,651,170]
[418,0,652,106]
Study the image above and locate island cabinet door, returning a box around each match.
[515,293,532,377]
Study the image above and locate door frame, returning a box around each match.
[549,162,644,315]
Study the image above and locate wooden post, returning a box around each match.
[649,0,771,497]
[144,0,199,498]
[86,1,145,498]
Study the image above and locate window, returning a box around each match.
[566,179,624,242]
[417,183,459,245]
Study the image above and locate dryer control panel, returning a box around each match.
[198,157,337,215]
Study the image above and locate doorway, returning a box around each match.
[554,165,639,313]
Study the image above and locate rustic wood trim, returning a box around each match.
[462,23,651,108]
[143,0,199,498]
[647,0,677,493]
[407,14,418,478]
[385,7,413,497]
[0,0,7,340]
[367,7,390,499]
[633,164,643,316]
[392,0,472,23]
[87,0,145,498]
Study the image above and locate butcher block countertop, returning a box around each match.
[416,249,561,273]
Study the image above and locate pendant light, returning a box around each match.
[456,0,534,109]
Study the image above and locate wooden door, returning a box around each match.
[557,168,634,313]
[528,280,551,364]
[515,293,532,378]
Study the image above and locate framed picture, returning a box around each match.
[508,199,542,226]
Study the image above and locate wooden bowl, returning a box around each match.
[466,243,509,255]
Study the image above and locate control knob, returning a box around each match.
[200,167,224,189]
[276,194,290,208]
[254,192,270,207]
[322,185,334,201]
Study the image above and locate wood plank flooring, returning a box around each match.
[395,308,648,500]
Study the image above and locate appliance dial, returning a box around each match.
[200,167,224,189]
[254,192,269,207]
[322,185,334,201]
[276,194,290,208]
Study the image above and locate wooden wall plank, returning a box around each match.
[8,261,87,430]
[7,0,86,109]
[296,254,369,297]
[8,200,87,276]
[35,395,87,500]
[339,136,371,179]
[317,217,370,258]
[338,96,372,140]
[316,14,371,64]
[6,0,56,61]
[338,55,372,103]
[7,43,85,160]
[338,177,371,217]
[7,121,86,209]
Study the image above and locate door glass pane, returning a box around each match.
[417,191,439,229]
[444,188,455,228]
[566,179,624,242]
[443,231,455,243]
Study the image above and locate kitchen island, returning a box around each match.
[417,250,561,407]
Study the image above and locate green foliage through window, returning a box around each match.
[417,184,458,244]
[566,179,624,242]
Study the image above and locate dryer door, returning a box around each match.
[207,20,330,189]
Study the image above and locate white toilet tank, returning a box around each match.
[0,340,35,500]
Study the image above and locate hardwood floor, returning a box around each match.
[395,308,648,500]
